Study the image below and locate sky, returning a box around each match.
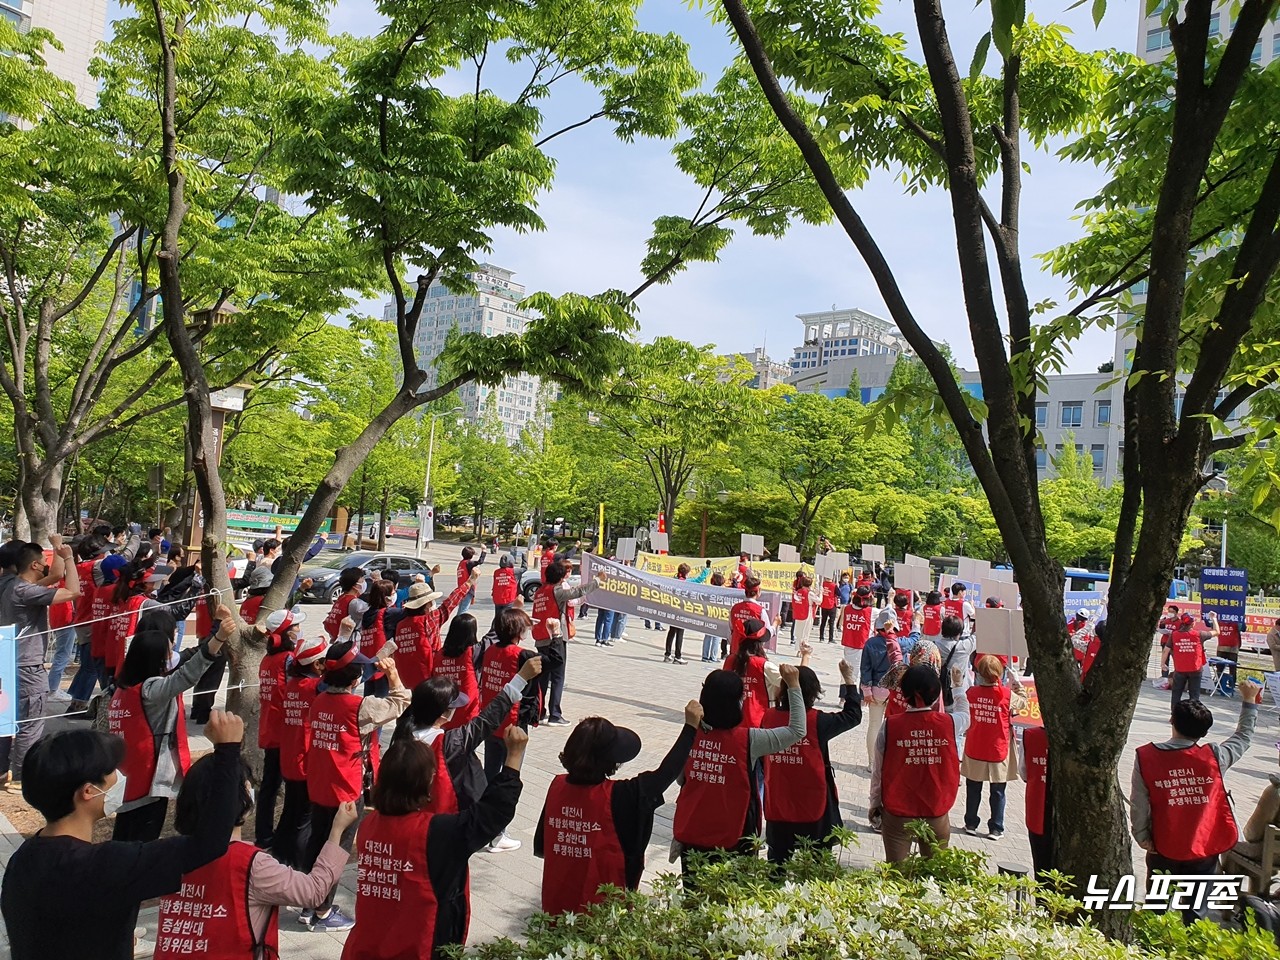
[108,0,1144,373]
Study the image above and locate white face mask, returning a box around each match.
[521,628,534,644]
[89,771,128,817]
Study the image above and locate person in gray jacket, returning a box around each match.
[108,603,232,841]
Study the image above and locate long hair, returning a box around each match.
[116,630,172,688]
[441,614,478,659]
[111,561,151,605]
[732,636,766,676]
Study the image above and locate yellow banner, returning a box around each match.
[634,552,814,595]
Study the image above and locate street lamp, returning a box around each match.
[418,406,464,557]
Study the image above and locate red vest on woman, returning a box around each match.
[108,684,190,803]
[90,582,115,658]
[342,811,438,960]
[257,651,290,750]
[492,568,518,606]
[921,603,943,637]
[841,604,871,649]
[531,584,567,642]
[323,592,356,641]
[1136,742,1238,860]
[1077,635,1101,678]
[964,684,1012,763]
[432,652,480,729]
[673,726,752,850]
[541,777,626,915]
[1023,725,1049,835]
[307,692,368,805]
[791,587,811,621]
[106,593,146,674]
[280,675,321,781]
[195,595,213,642]
[360,608,387,660]
[72,559,97,624]
[393,614,434,690]
[762,708,826,822]
[886,687,944,719]
[540,550,555,582]
[881,711,959,818]
[239,593,265,626]
[895,607,914,635]
[479,644,523,736]
[423,734,459,815]
[154,841,273,960]
[820,582,837,610]
[724,654,769,728]
[1170,628,1205,674]
[728,599,764,655]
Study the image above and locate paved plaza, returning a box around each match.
[0,542,1276,958]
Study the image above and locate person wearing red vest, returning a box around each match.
[45,556,77,703]
[737,552,754,585]
[104,562,167,679]
[672,665,805,870]
[300,641,409,931]
[892,591,916,637]
[107,603,232,843]
[0,713,244,960]
[724,620,781,728]
[273,635,328,869]
[491,555,519,616]
[817,578,839,643]
[921,590,944,639]
[1131,680,1260,915]
[961,655,1026,840]
[323,567,365,641]
[1213,612,1241,692]
[1166,611,1218,711]
[947,582,973,629]
[539,537,560,583]
[870,663,969,861]
[762,659,862,864]
[456,546,487,617]
[67,534,118,710]
[253,605,304,851]
[433,613,482,729]
[1074,617,1104,680]
[158,751,359,960]
[392,575,475,691]
[841,587,874,679]
[728,577,767,658]
[341,728,528,960]
[535,702,703,914]
[885,639,945,719]
[237,564,275,625]
[1018,724,1052,877]
[1157,603,1181,677]
[532,559,602,726]
[789,573,814,647]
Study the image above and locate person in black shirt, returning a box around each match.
[1,711,244,960]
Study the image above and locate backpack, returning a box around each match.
[940,642,962,708]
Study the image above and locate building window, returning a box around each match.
[1034,402,1047,427]
[1091,445,1105,471]
[1209,12,1220,37]
[1274,32,1280,58]
[1060,402,1083,428]
[1146,27,1171,52]
[1035,448,1047,470]
[1096,400,1111,427]
[1253,38,1263,63]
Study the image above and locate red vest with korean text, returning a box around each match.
[964,684,1012,763]
[479,644,523,736]
[886,686,944,719]
[540,550,556,582]
[423,734,459,815]
[1170,628,1206,674]
[492,568,518,606]
[73,559,97,624]
[323,593,356,641]
[729,599,764,655]
[531,584,565,643]
[820,582,837,610]
[257,651,290,750]
[307,692,367,805]
[922,604,943,638]
[280,675,321,781]
[360,608,387,660]
[841,604,872,649]
[109,683,190,803]
[944,597,964,621]
[154,842,272,960]
[90,582,115,657]
[724,654,769,728]
[1218,622,1242,649]
[762,708,826,823]
[106,594,146,673]
[432,652,480,729]
[791,587,811,621]
[881,711,960,819]
[238,594,264,626]
[342,811,438,960]
[895,607,914,636]
[1023,725,1049,835]
[1136,742,1238,860]
[541,778,626,916]
[1078,635,1101,678]
[673,726,752,850]
[393,614,434,690]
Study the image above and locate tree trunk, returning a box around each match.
[18,459,62,544]
[355,466,368,551]
[378,486,389,551]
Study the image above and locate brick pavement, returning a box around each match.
[1,541,1276,958]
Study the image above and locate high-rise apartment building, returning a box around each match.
[1140,2,1280,67]
[384,263,542,442]
[6,0,109,106]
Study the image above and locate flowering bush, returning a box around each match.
[461,841,1278,960]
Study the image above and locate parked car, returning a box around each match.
[519,561,580,602]
[297,550,436,604]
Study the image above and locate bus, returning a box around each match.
[1064,567,1190,600]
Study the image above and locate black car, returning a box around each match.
[298,550,436,604]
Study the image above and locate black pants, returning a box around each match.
[1028,829,1054,878]
[665,627,685,660]
[765,820,831,865]
[189,657,226,723]
[1170,670,1202,711]
[818,608,837,643]
[112,798,169,842]
[484,734,507,783]
[1147,851,1220,923]
[273,777,312,868]
[255,748,282,848]
[304,798,363,914]
[537,642,566,722]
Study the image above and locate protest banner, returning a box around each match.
[0,626,14,736]
[1063,590,1105,620]
[981,577,1020,609]
[990,567,1015,583]
[1201,567,1249,626]
[1012,678,1042,728]
[226,508,331,534]
[635,552,737,579]
[939,575,983,605]
[582,554,784,640]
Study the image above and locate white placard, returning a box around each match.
[650,532,669,553]
[957,557,991,581]
[860,543,885,564]
[991,567,1014,582]
[740,533,765,556]
[894,563,933,592]
[981,578,1020,609]
[777,543,799,563]
[904,553,929,568]
[615,537,637,562]
[974,606,1030,661]
[812,554,832,580]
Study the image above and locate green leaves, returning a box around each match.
[989,0,1026,59]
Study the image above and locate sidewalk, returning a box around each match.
[0,546,1275,958]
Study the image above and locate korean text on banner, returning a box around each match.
[1012,679,1042,728]
[0,626,14,736]
[1201,567,1249,625]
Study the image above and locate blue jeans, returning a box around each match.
[175,619,188,650]
[67,640,98,702]
[611,614,627,639]
[458,589,474,617]
[964,779,1007,832]
[701,634,718,661]
[47,626,76,692]
[595,609,615,642]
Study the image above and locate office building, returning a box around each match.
[721,347,792,389]
[6,0,108,106]
[384,263,542,442]
[787,307,907,374]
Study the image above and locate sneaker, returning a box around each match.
[47,690,72,703]
[297,910,314,926]
[311,907,355,932]
[484,833,522,853]
[601,640,614,647]
[964,826,981,837]
[619,633,632,641]
[673,658,687,665]
[988,829,1004,841]
[663,655,671,662]
[547,717,571,726]
[68,699,88,712]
